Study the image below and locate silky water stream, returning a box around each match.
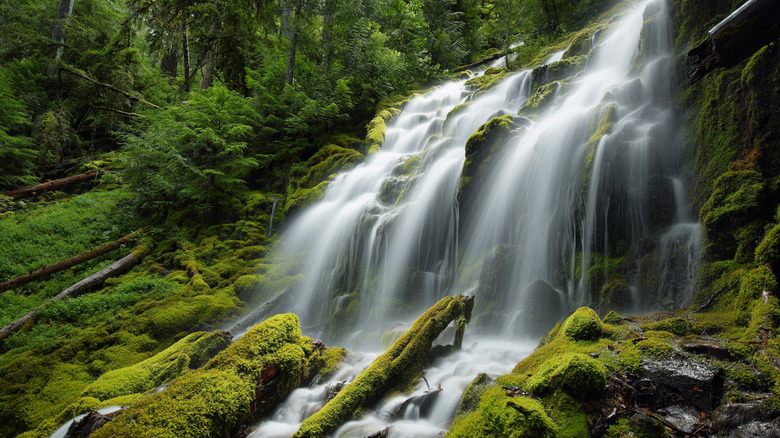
[240,0,700,436]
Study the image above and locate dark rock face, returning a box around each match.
[641,356,723,411]
[65,410,123,438]
[678,339,731,361]
[711,398,780,434]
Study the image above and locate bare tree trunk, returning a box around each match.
[161,45,179,78]
[284,0,303,85]
[182,19,192,92]
[0,248,146,342]
[200,22,218,89]
[0,228,148,293]
[53,0,76,60]
[321,0,335,68]
[4,171,99,199]
[280,0,294,42]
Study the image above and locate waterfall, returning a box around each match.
[240,0,702,435]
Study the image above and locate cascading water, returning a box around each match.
[239,0,701,436]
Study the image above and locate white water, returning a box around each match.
[241,0,702,436]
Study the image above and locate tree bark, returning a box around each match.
[53,0,76,60]
[3,171,99,199]
[200,22,218,89]
[0,248,146,342]
[284,1,303,86]
[182,19,192,92]
[0,228,149,293]
[161,45,179,78]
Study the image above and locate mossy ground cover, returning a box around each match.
[0,181,289,437]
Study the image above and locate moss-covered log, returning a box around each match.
[687,0,780,83]
[0,246,147,342]
[293,294,474,438]
[3,171,99,199]
[91,313,340,437]
[0,228,148,293]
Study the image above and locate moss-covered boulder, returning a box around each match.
[520,279,565,338]
[447,390,557,438]
[82,331,231,401]
[563,307,604,341]
[527,352,607,399]
[284,145,365,216]
[459,115,521,210]
[92,314,335,437]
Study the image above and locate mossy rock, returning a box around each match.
[93,314,328,437]
[82,331,231,401]
[600,279,632,313]
[520,279,565,338]
[447,387,557,438]
[756,222,780,270]
[563,307,604,341]
[527,352,607,399]
[459,114,520,205]
[602,310,625,325]
[517,81,562,118]
[455,373,493,417]
[641,317,691,337]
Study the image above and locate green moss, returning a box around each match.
[545,392,588,438]
[456,373,493,417]
[459,114,519,202]
[641,317,691,336]
[737,266,777,308]
[605,415,668,438]
[465,68,510,93]
[563,307,604,341]
[635,339,674,359]
[517,81,561,118]
[447,388,557,438]
[233,274,264,300]
[82,331,231,400]
[602,310,624,325]
[365,109,396,152]
[527,353,607,399]
[545,55,587,84]
[756,222,780,268]
[93,314,326,437]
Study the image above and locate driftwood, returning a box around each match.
[687,0,780,84]
[0,228,148,293]
[0,247,146,342]
[3,171,99,199]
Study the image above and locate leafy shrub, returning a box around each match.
[120,84,259,218]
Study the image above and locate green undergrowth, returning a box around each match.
[0,185,287,437]
[0,189,135,305]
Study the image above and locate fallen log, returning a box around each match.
[3,171,99,199]
[0,246,147,342]
[687,0,780,83]
[293,294,474,438]
[0,228,149,293]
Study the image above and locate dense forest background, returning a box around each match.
[1,0,610,219]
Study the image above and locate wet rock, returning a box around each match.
[641,356,723,411]
[365,427,389,438]
[724,419,780,438]
[678,339,731,361]
[326,380,346,402]
[65,410,123,438]
[388,388,442,419]
[520,279,565,338]
[711,398,780,433]
[657,404,700,434]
